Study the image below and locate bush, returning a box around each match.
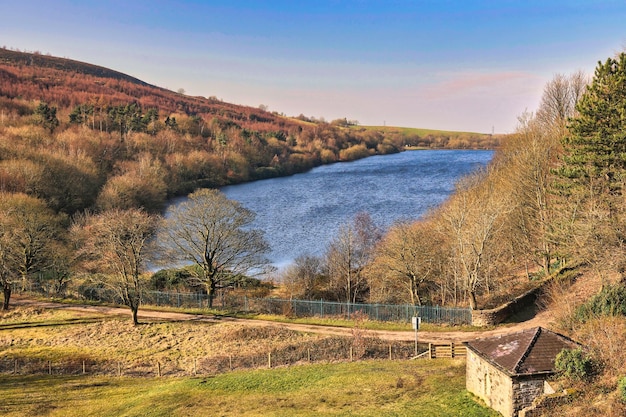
[619,376,626,403]
[555,348,593,381]
[575,284,626,322]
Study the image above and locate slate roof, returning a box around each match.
[464,327,580,377]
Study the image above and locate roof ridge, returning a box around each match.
[513,327,541,374]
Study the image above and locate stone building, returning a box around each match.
[464,327,579,417]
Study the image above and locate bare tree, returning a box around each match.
[0,193,64,309]
[281,254,325,300]
[156,189,271,308]
[436,172,509,309]
[535,71,588,135]
[501,112,563,275]
[325,213,381,304]
[72,208,157,325]
[368,220,443,306]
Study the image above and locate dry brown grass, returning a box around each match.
[536,266,626,417]
[0,306,415,377]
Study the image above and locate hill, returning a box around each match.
[0,47,297,133]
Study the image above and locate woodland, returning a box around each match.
[2,46,626,414]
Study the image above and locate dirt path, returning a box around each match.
[10,296,555,344]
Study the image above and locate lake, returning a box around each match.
[217,150,493,270]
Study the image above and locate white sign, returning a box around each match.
[412,316,421,330]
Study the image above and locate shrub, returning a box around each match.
[575,284,626,322]
[555,348,593,381]
[619,376,626,403]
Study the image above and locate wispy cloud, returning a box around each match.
[420,71,543,101]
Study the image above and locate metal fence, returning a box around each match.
[141,291,472,325]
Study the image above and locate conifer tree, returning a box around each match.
[562,52,626,195]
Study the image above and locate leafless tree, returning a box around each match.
[368,220,443,306]
[325,213,381,304]
[281,254,325,300]
[71,208,157,324]
[436,172,510,309]
[535,71,588,135]
[0,193,64,309]
[156,189,271,308]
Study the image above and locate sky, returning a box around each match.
[2,1,625,133]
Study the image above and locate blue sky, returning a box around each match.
[2,1,625,133]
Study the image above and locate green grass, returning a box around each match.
[0,361,499,416]
[356,125,490,137]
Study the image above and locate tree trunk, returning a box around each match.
[2,285,11,310]
[468,291,478,310]
[207,282,216,309]
[131,305,139,326]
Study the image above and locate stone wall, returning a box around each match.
[518,389,573,417]
[511,376,546,416]
[466,348,514,416]
[471,285,544,327]
[467,348,550,417]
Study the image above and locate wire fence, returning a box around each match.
[141,291,473,325]
[12,284,472,325]
[0,338,422,378]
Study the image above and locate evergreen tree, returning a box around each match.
[562,53,626,195]
[34,102,59,133]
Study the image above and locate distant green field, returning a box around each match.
[0,361,498,417]
[357,125,491,138]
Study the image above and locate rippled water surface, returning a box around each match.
[169,150,493,270]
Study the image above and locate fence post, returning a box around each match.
[48,360,52,375]
[320,299,323,318]
[14,359,17,374]
[389,345,392,360]
[429,343,433,359]
[229,355,233,371]
[82,360,86,374]
[350,347,353,361]
[268,352,272,369]
[450,342,455,358]
[307,348,311,362]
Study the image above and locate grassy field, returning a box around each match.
[357,125,489,137]
[0,307,499,416]
[0,361,498,416]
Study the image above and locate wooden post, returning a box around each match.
[118,362,121,377]
[389,345,392,360]
[82,360,86,374]
[157,361,162,377]
[268,352,272,368]
[229,355,233,371]
[350,347,353,361]
[48,361,52,375]
[307,348,311,362]
[193,358,197,376]
[429,343,433,359]
[450,342,454,358]
[14,359,17,374]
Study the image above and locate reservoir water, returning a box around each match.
[217,150,493,270]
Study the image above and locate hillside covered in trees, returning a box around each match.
[0,47,499,212]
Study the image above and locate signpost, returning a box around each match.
[412,316,421,356]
